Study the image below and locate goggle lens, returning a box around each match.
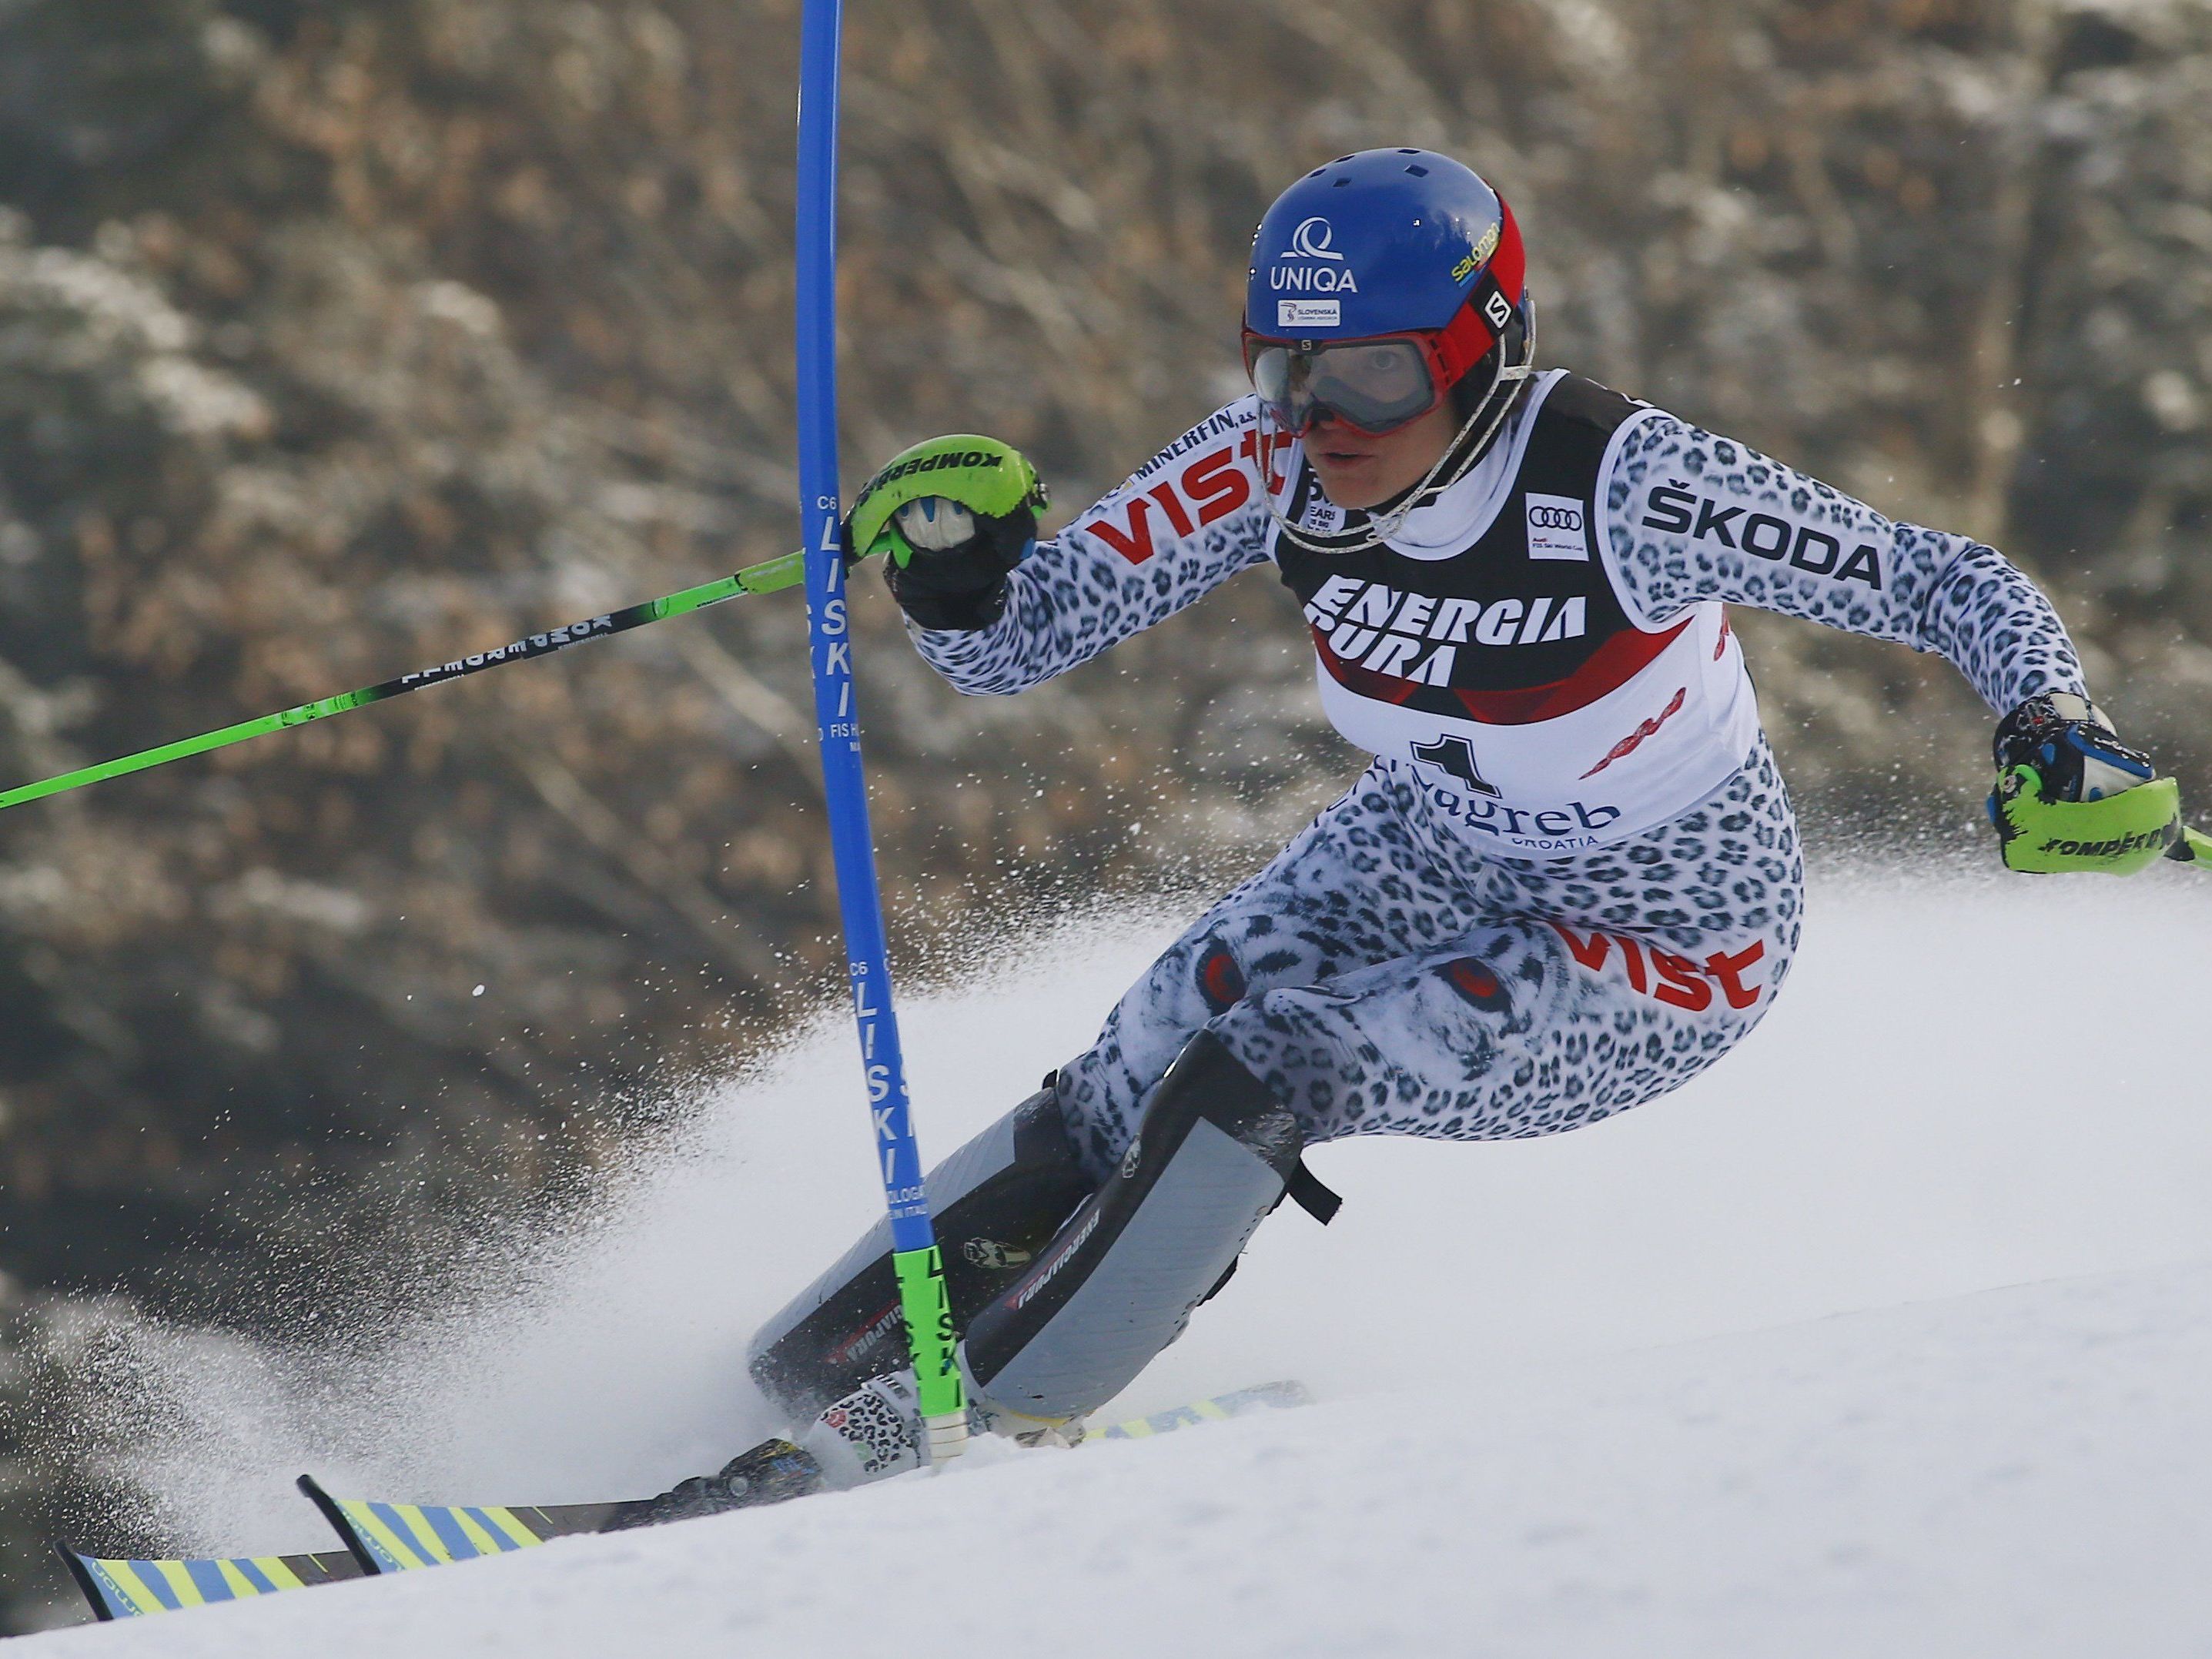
[1243,336,1441,436]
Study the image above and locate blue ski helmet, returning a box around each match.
[1243,149,1528,427]
[1243,149,1537,550]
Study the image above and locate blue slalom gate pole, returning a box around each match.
[794,0,967,1460]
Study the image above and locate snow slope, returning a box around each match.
[18,868,2212,1654]
[28,1260,2212,1658]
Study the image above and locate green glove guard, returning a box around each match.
[847,434,1048,570]
[1993,764,2183,874]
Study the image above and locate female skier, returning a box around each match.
[626,148,2186,1520]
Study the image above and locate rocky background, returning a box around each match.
[2,0,2210,1627]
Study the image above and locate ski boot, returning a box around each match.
[608,1370,1083,1529]
[798,1370,1083,1490]
[601,1437,823,1530]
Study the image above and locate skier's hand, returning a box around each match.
[842,435,1048,631]
[1987,692,2181,874]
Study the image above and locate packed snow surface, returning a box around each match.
[19,869,2212,1655]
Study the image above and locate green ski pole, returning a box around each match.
[0,546,830,814]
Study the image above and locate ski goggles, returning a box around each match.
[1241,300,1504,437]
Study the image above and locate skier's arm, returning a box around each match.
[878,403,1278,697]
[1602,410,2197,874]
[1599,410,2087,714]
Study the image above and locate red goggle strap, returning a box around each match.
[1434,196,1527,384]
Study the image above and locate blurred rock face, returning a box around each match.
[0,0,2209,1624]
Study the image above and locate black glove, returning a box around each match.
[1990,692,2153,804]
[877,500,1036,632]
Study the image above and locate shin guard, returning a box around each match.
[963,1032,1303,1423]
[748,1081,1091,1420]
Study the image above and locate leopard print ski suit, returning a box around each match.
[909,373,2087,1175]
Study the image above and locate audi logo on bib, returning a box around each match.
[1524,491,1591,561]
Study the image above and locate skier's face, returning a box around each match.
[1304,397,1460,510]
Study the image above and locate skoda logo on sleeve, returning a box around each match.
[1524,493,1590,561]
